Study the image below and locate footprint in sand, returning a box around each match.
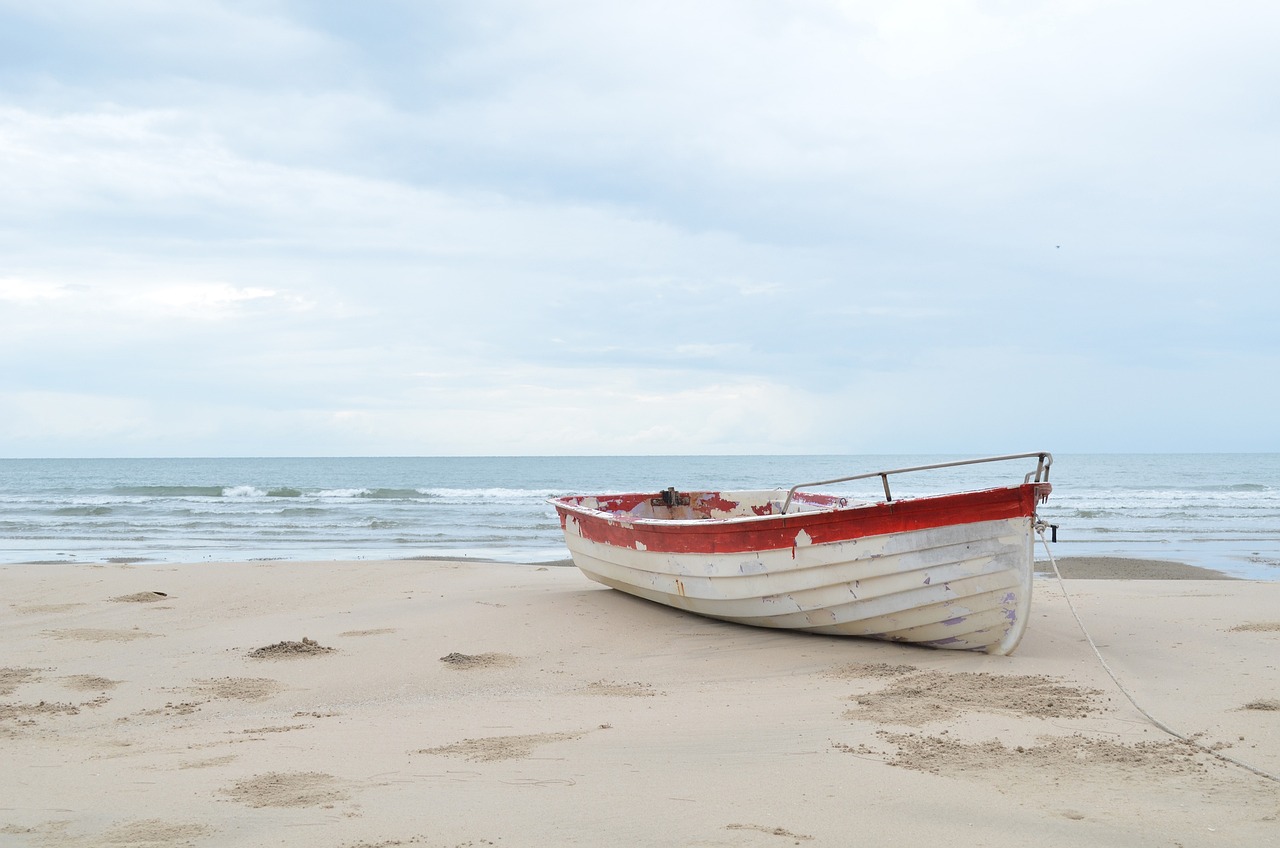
[842,670,1102,726]
[0,667,43,696]
[99,820,212,843]
[186,677,283,701]
[1229,622,1280,633]
[43,629,161,642]
[415,729,591,762]
[61,674,121,692]
[239,723,310,735]
[726,823,814,841]
[581,680,660,697]
[0,701,83,721]
[139,677,282,715]
[10,603,87,615]
[873,732,1210,781]
[0,666,111,723]
[221,771,351,808]
[179,754,238,769]
[339,627,397,637]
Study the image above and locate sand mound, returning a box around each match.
[439,651,516,669]
[249,638,334,659]
[111,592,169,603]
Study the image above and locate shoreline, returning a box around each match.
[2,558,1277,846]
[7,553,1254,578]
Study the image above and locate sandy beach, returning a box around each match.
[2,557,1277,847]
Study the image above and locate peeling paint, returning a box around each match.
[693,492,742,515]
[552,484,1045,556]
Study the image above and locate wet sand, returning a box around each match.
[1038,555,1238,579]
[2,558,1277,847]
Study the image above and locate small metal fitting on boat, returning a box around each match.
[652,487,690,508]
[1035,520,1060,542]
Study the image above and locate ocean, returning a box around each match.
[2,454,1278,580]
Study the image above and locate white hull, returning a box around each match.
[560,515,1036,655]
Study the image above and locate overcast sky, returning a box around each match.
[2,1,1277,457]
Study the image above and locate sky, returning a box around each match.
[1,0,1277,457]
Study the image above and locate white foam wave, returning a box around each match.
[417,487,560,499]
[222,485,267,498]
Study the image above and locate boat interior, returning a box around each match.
[561,489,853,521]
[556,453,1053,522]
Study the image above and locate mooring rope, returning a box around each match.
[1036,527,1280,784]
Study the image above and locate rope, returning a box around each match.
[1036,527,1280,784]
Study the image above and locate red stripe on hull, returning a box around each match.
[555,483,1049,556]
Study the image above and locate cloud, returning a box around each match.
[0,390,154,443]
[130,283,282,318]
[0,277,69,302]
[0,0,1277,455]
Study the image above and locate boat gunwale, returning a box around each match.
[551,483,1050,556]
[550,483,1045,529]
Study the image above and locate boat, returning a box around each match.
[549,452,1053,655]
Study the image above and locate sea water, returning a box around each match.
[1,454,1278,580]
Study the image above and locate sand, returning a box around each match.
[1037,556,1238,580]
[1,558,1277,847]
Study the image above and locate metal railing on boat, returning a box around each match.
[780,451,1053,514]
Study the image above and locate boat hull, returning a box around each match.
[552,483,1048,655]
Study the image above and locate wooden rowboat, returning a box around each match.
[550,453,1053,655]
